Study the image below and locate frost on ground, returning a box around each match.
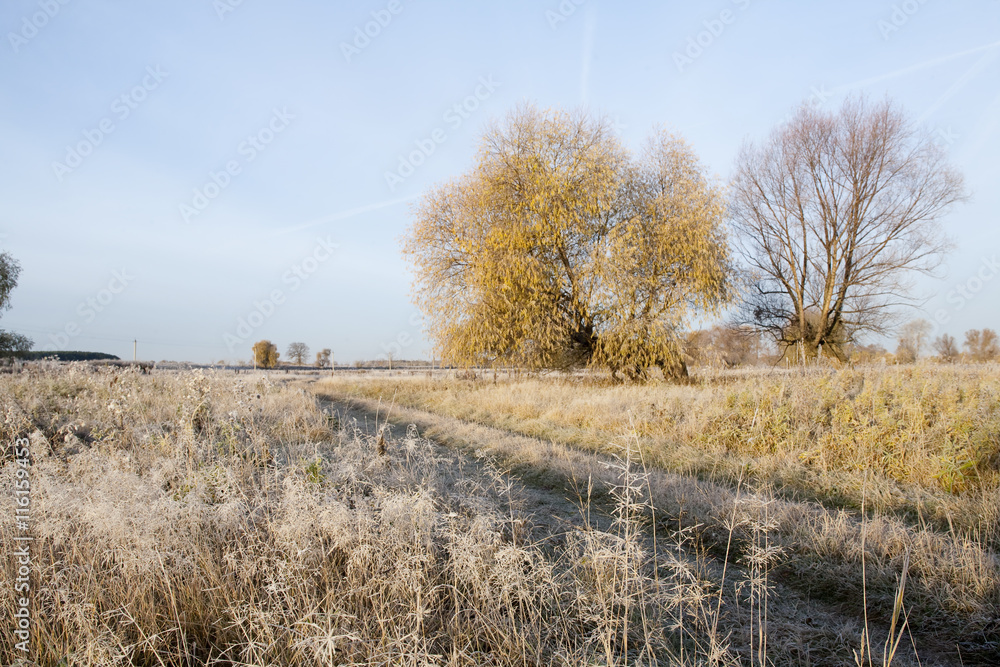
[1,364,994,665]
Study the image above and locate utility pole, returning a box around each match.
[133,339,137,362]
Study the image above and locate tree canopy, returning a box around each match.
[252,340,279,368]
[0,251,32,358]
[286,342,310,365]
[964,328,999,362]
[403,105,731,380]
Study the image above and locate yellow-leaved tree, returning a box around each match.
[251,340,279,369]
[403,104,732,381]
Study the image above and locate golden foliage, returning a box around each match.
[251,339,279,368]
[403,104,731,380]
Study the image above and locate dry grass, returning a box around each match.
[319,364,1000,540]
[0,363,794,666]
[316,364,1000,664]
[2,363,995,665]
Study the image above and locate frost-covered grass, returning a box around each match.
[318,364,1000,664]
[0,364,752,666]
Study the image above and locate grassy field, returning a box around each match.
[319,365,1000,531]
[316,364,1000,665]
[1,363,997,665]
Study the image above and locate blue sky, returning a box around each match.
[1,0,998,363]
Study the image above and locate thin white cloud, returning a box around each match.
[915,48,999,125]
[269,195,419,237]
[580,6,597,105]
[833,40,1000,93]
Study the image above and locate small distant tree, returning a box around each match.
[315,348,331,367]
[895,318,932,363]
[0,251,32,358]
[932,333,959,363]
[714,325,760,367]
[964,329,999,362]
[683,330,713,366]
[684,325,760,367]
[286,342,309,365]
[252,340,279,369]
[850,342,890,364]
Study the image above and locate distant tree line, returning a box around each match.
[0,95,986,381]
[930,328,998,363]
[249,341,333,369]
[19,351,120,362]
[893,320,998,364]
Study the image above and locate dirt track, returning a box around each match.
[304,382,957,667]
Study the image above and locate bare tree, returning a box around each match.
[286,342,309,365]
[685,325,760,367]
[895,318,931,363]
[315,348,331,368]
[932,333,959,362]
[730,97,966,363]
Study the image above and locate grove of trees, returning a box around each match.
[964,328,999,362]
[246,342,335,369]
[403,98,978,380]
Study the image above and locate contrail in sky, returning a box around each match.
[270,195,418,236]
